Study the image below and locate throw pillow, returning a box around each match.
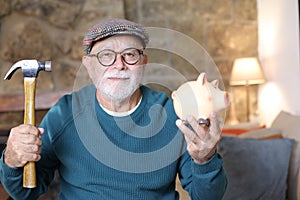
[218,136,294,200]
[271,111,300,200]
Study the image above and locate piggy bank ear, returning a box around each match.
[197,72,207,85]
[211,80,219,88]
[171,91,177,100]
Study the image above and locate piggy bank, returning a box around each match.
[171,72,230,122]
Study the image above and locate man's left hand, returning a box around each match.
[176,112,221,164]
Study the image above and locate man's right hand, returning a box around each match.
[4,124,43,168]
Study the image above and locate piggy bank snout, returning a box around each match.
[225,92,230,106]
[214,91,230,110]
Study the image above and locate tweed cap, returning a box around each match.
[83,18,149,55]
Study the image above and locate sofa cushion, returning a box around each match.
[271,111,300,200]
[218,136,294,200]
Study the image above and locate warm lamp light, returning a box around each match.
[230,57,265,86]
[230,57,266,121]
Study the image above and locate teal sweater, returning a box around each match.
[0,85,226,199]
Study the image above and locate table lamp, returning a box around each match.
[230,57,265,121]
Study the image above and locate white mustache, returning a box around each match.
[104,71,132,79]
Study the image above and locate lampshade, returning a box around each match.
[230,57,266,85]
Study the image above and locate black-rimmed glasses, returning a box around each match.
[88,48,144,67]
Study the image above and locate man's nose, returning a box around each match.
[113,54,126,70]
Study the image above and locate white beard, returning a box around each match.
[98,70,143,101]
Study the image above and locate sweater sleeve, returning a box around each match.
[178,151,227,200]
[0,96,69,199]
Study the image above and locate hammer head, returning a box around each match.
[4,60,51,80]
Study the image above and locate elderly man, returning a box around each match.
[0,18,227,199]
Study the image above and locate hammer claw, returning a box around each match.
[4,60,22,80]
[4,60,51,80]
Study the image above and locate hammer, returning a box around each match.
[4,60,51,188]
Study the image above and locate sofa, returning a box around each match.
[177,110,300,200]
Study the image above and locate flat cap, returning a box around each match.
[83,18,149,55]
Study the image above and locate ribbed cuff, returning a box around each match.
[0,149,22,177]
[192,152,223,174]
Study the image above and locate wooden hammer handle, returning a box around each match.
[23,77,37,188]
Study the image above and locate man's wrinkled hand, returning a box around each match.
[176,112,221,164]
[4,124,44,168]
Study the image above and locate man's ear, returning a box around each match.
[82,55,94,72]
[82,55,95,78]
[82,55,88,67]
[142,54,148,65]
